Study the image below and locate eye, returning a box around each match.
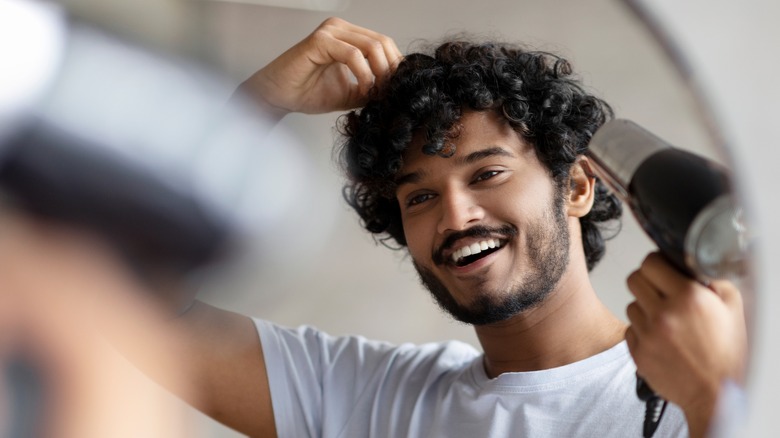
[473,170,503,183]
[406,192,435,207]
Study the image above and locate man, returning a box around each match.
[0,17,746,438]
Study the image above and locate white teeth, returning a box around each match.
[450,239,502,263]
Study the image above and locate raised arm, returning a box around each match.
[236,17,402,120]
[624,252,748,438]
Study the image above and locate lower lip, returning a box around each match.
[450,247,502,275]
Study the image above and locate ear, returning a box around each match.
[566,156,596,218]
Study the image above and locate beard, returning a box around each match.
[413,193,571,326]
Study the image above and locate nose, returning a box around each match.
[436,189,485,234]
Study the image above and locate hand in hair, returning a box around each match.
[237,17,402,118]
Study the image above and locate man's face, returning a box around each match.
[395,111,571,325]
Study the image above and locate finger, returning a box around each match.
[332,29,393,87]
[362,30,403,73]
[327,29,402,91]
[319,18,401,88]
[626,269,664,314]
[358,31,402,86]
[624,325,639,355]
[313,38,375,94]
[323,17,403,68]
[625,301,650,334]
[638,252,697,298]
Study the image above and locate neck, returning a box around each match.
[474,259,626,378]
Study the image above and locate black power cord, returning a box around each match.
[636,373,668,437]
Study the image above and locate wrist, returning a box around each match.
[233,73,291,124]
[681,383,720,438]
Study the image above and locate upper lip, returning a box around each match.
[448,238,503,264]
[433,225,517,266]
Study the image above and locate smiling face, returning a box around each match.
[395,110,572,325]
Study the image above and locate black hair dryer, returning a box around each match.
[0,120,233,277]
[586,119,748,437]
[587,119,747,282]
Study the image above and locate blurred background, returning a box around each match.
[3,0,776,436]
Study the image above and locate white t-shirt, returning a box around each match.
[255,319,688,437]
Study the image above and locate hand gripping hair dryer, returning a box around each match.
[586,119,749,437]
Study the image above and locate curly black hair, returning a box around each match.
[338,40,622,271]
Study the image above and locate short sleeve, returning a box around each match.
[254,318,479,438]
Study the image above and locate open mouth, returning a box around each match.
[451,238,503,267]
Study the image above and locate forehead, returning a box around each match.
[399,110,536,173]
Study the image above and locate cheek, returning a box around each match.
[402,217,432,261]
[492,179,555,217]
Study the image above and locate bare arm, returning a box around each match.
[625,253,748,438]
[190,17,401,434]
[171,302,276,436]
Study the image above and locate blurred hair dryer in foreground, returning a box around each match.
[0,0,325,281]
[0,120,233,276]
[587,119,748,283]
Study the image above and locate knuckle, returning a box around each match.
[688,290,709,309]
[315,17,345,38]
[309,28,330,44]
[346,46,366,63]
[367,40,384,55]
[378,35,395,48]
[651,312,676,337]
[321,16,344,28]
[679,287,712,315]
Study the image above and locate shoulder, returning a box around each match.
[253,319,482,438]
[253,318,480,376]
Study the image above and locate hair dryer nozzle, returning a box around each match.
[586,119,670,201]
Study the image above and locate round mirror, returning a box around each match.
[199,0,732,347]
[186,0,754,436]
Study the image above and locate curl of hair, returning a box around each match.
[338,40,622,270]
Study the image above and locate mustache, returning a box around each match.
[432,224,518,265]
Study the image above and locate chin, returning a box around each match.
[414,262,555,326]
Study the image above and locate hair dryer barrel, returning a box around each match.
[587,119,747,281]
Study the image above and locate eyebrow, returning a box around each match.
[459,146,515,165]
[394,146,515,187]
